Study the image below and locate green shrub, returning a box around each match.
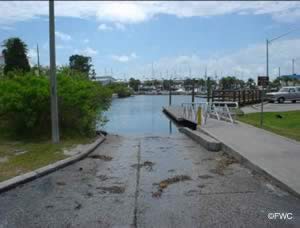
[106,82,132,98]
[0,71,112,138]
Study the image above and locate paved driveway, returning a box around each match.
[0,134,299,227]
[242,102,300,114]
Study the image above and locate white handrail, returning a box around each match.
[181,101,239,124]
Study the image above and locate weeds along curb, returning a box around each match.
[0,136,105,194]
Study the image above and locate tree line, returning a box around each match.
[0,37,113,139]
[0,37,96,79]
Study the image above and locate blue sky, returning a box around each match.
[1,1,300,80]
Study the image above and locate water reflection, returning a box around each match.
[101,95,203,135]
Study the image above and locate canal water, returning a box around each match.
[102,95,204,135]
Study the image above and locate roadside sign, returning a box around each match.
[258,76,269,87]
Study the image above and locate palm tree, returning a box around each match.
[292,77,298,86]
[2,37,30,74]
[281,76,290,86]
[246,78,256,89]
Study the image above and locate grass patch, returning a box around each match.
[238,111,300,141]
[0,136,94,182]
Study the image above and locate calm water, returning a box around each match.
[102,95,204,135]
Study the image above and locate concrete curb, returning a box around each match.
[198,127,300,198]
[0,136,105,194]
[179,127,221,152]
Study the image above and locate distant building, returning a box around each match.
[92,76,116,85]
[281,74,300,86]
[281,74,300,80]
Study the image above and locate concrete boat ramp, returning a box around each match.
[0,107,299,227]
[163,106,300,198]
[1,134,300,227]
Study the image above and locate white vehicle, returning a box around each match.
[266,86,300,103]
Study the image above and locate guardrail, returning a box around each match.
[181,102,208,126]
[181,101,239,125]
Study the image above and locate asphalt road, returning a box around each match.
[0,134,299,228]
[242,102,300,114]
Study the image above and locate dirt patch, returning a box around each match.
[86,192,93,198]
[212,153,238,176]
[97,186,125,194]
[152,175,192,198]
[97,174,109,181]
[198,175,213,179]
[198,184,206,188]
[74,201,82,210]
[89,154,112,161]
[185,189,198,196]
[0,156,8,163]
[132,161,155,171]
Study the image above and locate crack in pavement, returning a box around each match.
[184,190,256,196]
[133,140,141,228]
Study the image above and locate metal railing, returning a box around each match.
[209,101,239,123]
[181,102,209,126]
[181,101,239,125]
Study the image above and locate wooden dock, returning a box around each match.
[197,89,262,106]
[162,106,197,130]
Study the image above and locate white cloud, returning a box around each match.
[1,1,300,25]
[112,52,137,63]
[132,39,300,80]
[55,31,72,41]
[56,45,72,50]
[0,25,14,30]
[98,22,125,31]
[27,48,37,66]
[98,23,113,31]
[114,22,126,31]
[82,47,98,56]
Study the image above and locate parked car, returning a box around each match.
[266,86,300,103]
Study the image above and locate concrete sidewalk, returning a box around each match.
[200,118,300,197]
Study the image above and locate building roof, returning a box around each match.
[281,74,300,79]
[94,75,115,80]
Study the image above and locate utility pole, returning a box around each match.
[192,78,195,104]
[49,0,60,143]
[292,59,295,75]
[266,39,269,79]
[278,67,281,77]
[169,79,172,106]
[204,66,208,95]
[167,70,172,106]
[151,62,155,87]
[36,43,40,76]
[261,39,269,128]
[189,66,195,103]
[207,77,211,103]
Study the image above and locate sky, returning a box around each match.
[1,1,300,81]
